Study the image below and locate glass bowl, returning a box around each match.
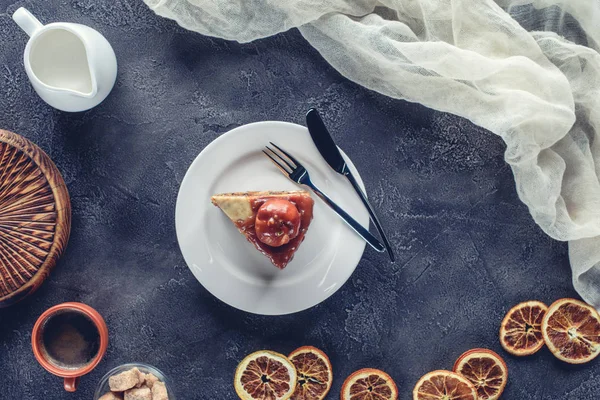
[94,363,176,400]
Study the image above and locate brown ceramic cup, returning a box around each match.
[32,302,109,392]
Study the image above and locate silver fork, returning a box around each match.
[263,142,385,253]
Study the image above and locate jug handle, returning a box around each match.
[12,8,44,37]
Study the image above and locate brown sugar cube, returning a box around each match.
[99,392,123,400]
[109,368,140,391]
[124,386,152,400]
[151,381,169,400]
[133,368,146,388]
[142,373,159,389]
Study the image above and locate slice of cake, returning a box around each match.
[211,191,314,269]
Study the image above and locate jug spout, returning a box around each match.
[64,45,99,99]
[71,74,98,99]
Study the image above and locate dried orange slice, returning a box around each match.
[413,370,477,400]
[235,350,298,400]
[288,346,332,400]
[499,300,547,356]
[452,349,508,400]
[542,298,600,364]
[341,368,398,400]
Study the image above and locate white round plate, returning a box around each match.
[175,121,368,315]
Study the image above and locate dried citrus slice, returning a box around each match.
[288,346,332,400]
[235,350,298,400]
[499,300,547,356]
[452,349,508,400]
[413,370,477,400]
[341,368,398,400]
[541,298,600,364]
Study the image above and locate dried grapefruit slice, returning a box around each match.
[288,346,332,400]
[499,300,547,356]
[413,370,477,400]
[542,298,600,364]
[235,350,298,400]
[341,368,398,400]
[452,349,508,400]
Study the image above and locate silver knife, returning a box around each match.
[306,108,395,261]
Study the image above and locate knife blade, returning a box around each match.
[306,108,395,261]
[306,110,348,174]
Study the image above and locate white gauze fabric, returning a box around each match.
[144,0,600,308]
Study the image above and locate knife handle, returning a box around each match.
[304,180,385,253]
[344,171,395,261]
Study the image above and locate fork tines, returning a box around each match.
[263,143,299,175]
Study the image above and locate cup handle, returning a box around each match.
[64,377,80,392]
[12,7,44,37]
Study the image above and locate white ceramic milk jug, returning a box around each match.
[12,8,117,112]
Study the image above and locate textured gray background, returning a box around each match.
[0,1,599,399]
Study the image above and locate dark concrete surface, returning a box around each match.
[0,1,598,399]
